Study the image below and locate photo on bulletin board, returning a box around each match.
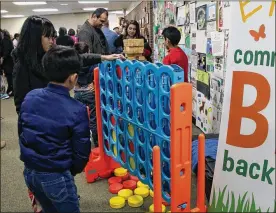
[183,3,190,34]
[207,3,216,22]
[177,5,185,26]
[197,53,206,71]
[177,26,185,44]
[217,1,223,30]
[196,4,207,30]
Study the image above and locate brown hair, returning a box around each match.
[124,20,141,39]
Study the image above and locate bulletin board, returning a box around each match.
[153,0,231,134]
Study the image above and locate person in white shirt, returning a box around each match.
[12,33,19,48]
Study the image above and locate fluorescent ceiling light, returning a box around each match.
[83,7,108,11]
[110,11,124,14]
[60,4,68,5]
[78,1,109,4]
[1,10,8,13]
[33,8,58,12]
[2,15,24,18]
[13,1,47,5]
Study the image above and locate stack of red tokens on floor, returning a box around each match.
[122,180,137,190]
[129,175,139,182]
[109,183,124,194]
[108,177,122,185]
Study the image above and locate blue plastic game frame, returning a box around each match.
[99,59,184,203]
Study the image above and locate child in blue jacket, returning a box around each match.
[18,46,91,213]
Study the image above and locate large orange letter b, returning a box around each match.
[226,71,270,148]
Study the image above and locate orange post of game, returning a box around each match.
[197,134,206,212]
[153,146,162,213]
[170,82,192,212]
[84,67,120,183]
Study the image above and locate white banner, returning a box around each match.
[210,1,275,212]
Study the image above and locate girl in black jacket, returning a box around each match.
[13,15,123,114]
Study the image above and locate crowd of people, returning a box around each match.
[0,7,188,213]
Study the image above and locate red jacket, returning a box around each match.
[163,47,189,82]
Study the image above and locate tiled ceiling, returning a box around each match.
[1,0,132,17]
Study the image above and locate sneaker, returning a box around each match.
[1,141,6,149]
[0,94,9,100]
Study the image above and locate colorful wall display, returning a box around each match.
[153,0,231,134]
[210,1,275,212]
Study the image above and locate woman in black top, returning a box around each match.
[13,15,123,114]
[114,20,152,62]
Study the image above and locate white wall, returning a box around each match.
[1,12,122,36]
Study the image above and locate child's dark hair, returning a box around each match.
[162,26,181,46]
[42,45,81,83]
[74,42,89,54]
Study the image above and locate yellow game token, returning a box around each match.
[149,204,166,212]
[112,130,116,142]
[129,157,136,169]
[137,181,149,189]
[150,190,154,197]
[127,124,134,137]
[127,195,143,207]
[134,187,149,198]
[109,196,125,209]
[114,167,127,177]
[118,189,133,200]
[113,146,118,156]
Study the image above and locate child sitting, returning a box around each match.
[19,46,91,213]
[162,26,189,82]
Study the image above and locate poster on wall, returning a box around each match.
[207,3,216,21]
[177,5,185,26]
[189,2,196,23]
[210,31,224,56]
[196,4,207,30]
[210,1,275,212]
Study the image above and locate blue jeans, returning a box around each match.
[23,167,80,213]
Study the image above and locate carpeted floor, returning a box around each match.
[1,97,202,212]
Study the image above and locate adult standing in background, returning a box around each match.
[68,28,78,44]
[13,33,20,48]
[102,21,120,53]
[113,27,120,35]
[78,8,109,147]
[78,8,109,55]
[2,30,14,97]
[56,27,74,47]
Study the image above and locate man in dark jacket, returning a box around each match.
[78,8,110,55]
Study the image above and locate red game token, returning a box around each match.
[129,175,139,182]
[122,180,137,190]
[108,177,122,185]
[121,172,129,181]
[109,183,123,194]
